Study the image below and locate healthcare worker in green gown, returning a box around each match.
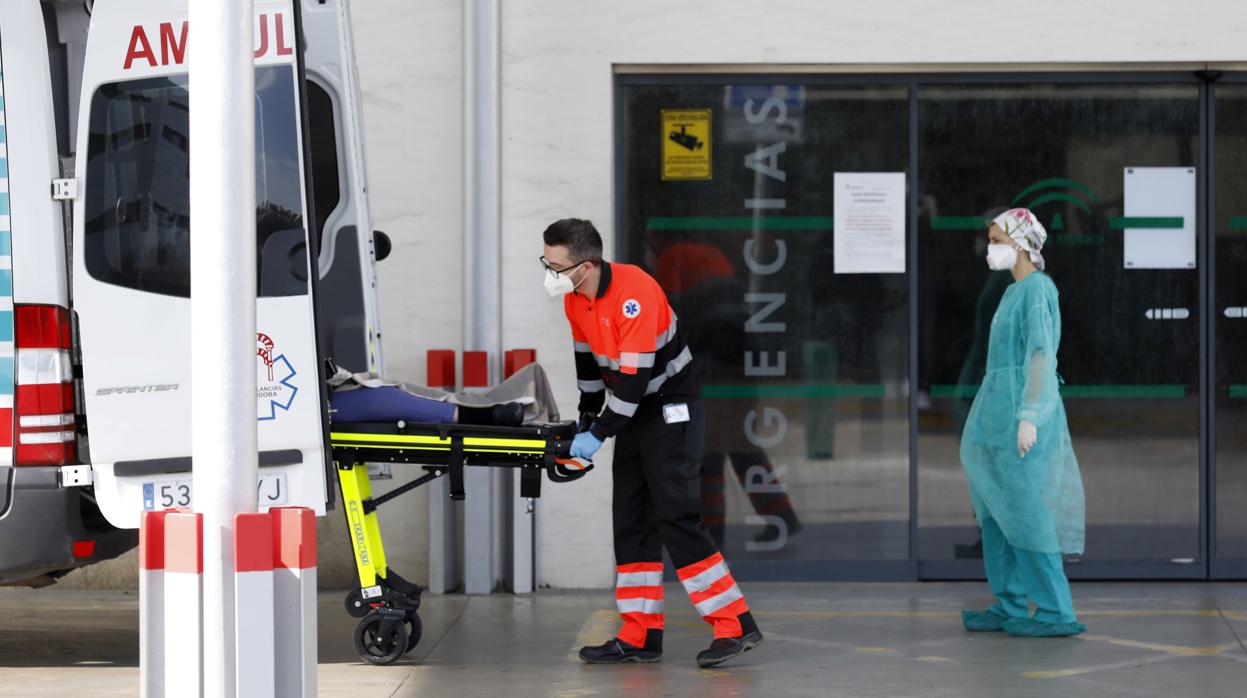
[960,207,1087,638]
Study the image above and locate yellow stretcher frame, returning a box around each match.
[330,420,585,598]
[337,462,389,590]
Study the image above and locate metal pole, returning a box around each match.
[463,0,502,595]
[190,0,257,694]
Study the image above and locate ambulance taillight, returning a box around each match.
[13,305,76,466]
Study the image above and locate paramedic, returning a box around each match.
[541,218,763,668]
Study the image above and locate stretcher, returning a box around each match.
[331,418,590,665]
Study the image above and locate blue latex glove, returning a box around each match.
[570,430,603,461]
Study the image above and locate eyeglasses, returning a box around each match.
[539,255,579,275]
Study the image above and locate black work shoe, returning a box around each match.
[696,630,764,668]
[578,638,662,664]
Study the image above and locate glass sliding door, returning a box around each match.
[916,82,1205,578]
[617,80,912,579]
[1212,82,1247,577]
[617,73,1245,582]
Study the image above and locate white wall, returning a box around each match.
[355,0,1247,590]
[352,0,463,586]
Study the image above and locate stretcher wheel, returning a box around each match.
[354,612,409,666]
[345,590,370,618]
[404,613,423,654]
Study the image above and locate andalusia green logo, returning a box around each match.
[932,177,1106,245]
[1009,178,1097,233]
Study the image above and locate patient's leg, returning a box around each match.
[330,386,524,426]
[330,386,457,423]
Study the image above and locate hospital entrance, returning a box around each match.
[617,74,1247,581]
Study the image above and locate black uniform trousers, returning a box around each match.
[611,398,717,568]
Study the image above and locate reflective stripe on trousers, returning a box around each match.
[677,552,750,638]
[615,561,664,647]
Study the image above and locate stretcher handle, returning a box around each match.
[548,456,593,483]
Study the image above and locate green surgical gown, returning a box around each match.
[960,272,1085,555]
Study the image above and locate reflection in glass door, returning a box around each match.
[916,82,1205,578]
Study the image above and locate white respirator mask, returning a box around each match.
[543,263,582,298]
[986,244,1018,271]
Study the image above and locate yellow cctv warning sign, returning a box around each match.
[662,109,712,180]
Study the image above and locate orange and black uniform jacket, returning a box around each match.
[564,262,697,441]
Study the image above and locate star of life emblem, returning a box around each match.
[623,299,641,318]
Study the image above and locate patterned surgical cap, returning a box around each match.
[992,208,1047,271]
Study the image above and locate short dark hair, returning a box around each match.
[543,218,603,264]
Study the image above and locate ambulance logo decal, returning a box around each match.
[623,299,641,319]
[257,332,298,421]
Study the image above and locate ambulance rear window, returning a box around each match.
[83,66,308,297]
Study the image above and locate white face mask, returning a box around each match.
[986,244,1017,271]
[543,263,583,298]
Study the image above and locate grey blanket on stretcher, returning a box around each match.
[327,362,562,425]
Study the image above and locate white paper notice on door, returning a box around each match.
[1123,167,1196,270]
[833,172,907,274]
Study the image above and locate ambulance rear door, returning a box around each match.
[0,0,71,474]
[72,0,332,528]
[298,0,385,374]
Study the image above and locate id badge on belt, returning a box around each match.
[662,402,690,424]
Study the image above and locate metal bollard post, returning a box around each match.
[235,512,276,697]
[139,510,168,698]
[272,507,318,697]
[163,511,203,697]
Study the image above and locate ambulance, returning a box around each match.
[0,0,384,585]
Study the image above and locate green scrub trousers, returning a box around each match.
[981,517,1077,624]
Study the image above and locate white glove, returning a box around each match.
[1017,420,1037,458]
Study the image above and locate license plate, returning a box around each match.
[142,474,288,510]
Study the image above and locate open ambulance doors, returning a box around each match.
[71,0,381,528]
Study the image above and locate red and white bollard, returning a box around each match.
[272,506,318,697]
[235,513,276,697]
[163,511,203,696]
[141,507,317,697]
[139,510,167,698]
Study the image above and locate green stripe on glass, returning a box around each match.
[1229,216,1247,230]
[701,383,885,399]
[930,384,980,398]
[646,217,834,232]
[0,312,11,342]
[931,384,1186,399]
[1230,385,1247,399]
[1108,217,1184,230]
[1060,385,1186,399]
[0,231,9,256]
[931,216,988,231]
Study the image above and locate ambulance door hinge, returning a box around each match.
[52,178,80,201]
